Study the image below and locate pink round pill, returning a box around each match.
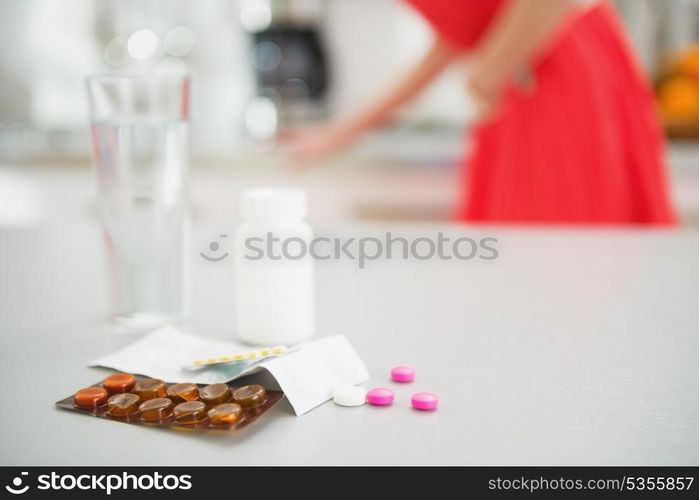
[366,387,394,406]
[390,365,415,383]
[411,392,439,411]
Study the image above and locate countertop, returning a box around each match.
[1,161,698,465]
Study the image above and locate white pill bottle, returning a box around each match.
[235,188,314,345]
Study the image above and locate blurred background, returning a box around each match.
[1,0,699,225]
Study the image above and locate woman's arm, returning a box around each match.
[468,0,580,118]
[331,36,458,135]
[287,37,458,164]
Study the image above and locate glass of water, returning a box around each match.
[86,74,190,329]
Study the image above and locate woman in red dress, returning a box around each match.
[288,0,677,225]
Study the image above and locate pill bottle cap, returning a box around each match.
[241,188,307,221]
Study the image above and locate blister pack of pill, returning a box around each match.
[55,373,284,433]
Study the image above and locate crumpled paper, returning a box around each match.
[89,327,369,415]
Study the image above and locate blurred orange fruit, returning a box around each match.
[676,44,699,80]
[658,75,699,120]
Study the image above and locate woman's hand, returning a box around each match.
[466,0,576,121]
[467,60,536,122]
[281,122,358,166]
[466,60,510,122]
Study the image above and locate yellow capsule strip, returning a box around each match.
[191,345,287,367]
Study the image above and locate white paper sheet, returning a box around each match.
[89,327,369,415]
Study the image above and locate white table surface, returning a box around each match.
[1,164,698,465]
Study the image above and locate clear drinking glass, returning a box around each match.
[86,74,190,329]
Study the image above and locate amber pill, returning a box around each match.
[74,387,108,408]
[133,378,166,401]
[166,382,199,403]
[207,403,243,426]
[173,401,207,424]
[199,383,232,406]
[103,373,136,393]
[232,384,267,408]
[106,393,140,417]
[139,398,174,421]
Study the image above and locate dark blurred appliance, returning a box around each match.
[245,0,329,137]
[252,26,328,103]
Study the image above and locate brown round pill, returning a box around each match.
[106,393,140,417]
[173,401,207,424]
[103,373,135,393]
[199,383,231,406]
[232,384,267,408]
[133,378,166,401]
[166,382,199,403]
[74,387,108,408]
[139,398,174,421]
[207,403,243,426]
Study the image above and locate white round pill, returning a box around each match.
[332,386,367,407]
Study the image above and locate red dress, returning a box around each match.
[406,0,677,225]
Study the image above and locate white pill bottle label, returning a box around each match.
[235,188,314,346]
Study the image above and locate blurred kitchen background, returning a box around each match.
[1,0,699,225]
